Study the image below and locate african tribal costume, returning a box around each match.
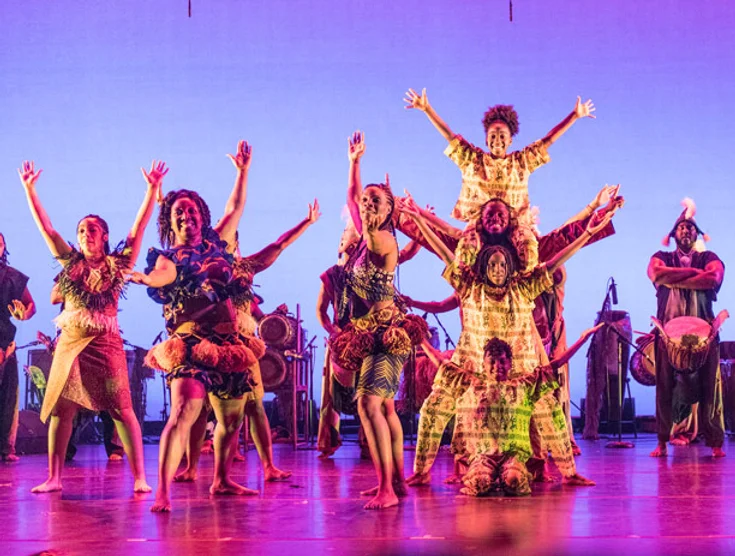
[144,229,260,399]
[330,242,426,399]
[445,135,550,223]
[460,366,558,497]
[40,247,133,423]
[0,263,29,455]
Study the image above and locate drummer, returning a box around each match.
[647,198,726,458]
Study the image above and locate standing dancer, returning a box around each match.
[403,88,595,222]
[329,132,426,509]
[0,233,36,462]
[19,160,162,493]
[130,140,263,511]
[647,199,726,458]
[175,203,321,482]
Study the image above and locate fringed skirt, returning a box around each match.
[145,321,264,400]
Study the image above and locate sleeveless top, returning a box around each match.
[343,241,396,319]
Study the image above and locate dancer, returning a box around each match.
[19,160,161,493]
[175,202,321,482]
[130,140,265,511]
[401,194,614,486]
[459,326,599,497]
[328,131,426,509]
[404,87,595,222]
[0,233,36,462]
[647,199,726,458]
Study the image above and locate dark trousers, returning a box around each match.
[0,354,19,456]
[655,335,725,447]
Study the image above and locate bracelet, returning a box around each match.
[584,229,593,237]
[586,204,595,213]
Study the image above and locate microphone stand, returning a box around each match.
[432,313,455,350]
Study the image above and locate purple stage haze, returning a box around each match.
[2,1,734,417]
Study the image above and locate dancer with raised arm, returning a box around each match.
[0,233,36,463]
[404,88,595,222]
[19,160,162,493]
[174,202,321,483]
[401,194,614,488]
[130,140,266,512]
[328,132,426,509]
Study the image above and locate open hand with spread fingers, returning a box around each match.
[403,88,429,112]
[141,160,169,190]
[574,96,596,119]
[307,199,321,224]
[18,160,42,190]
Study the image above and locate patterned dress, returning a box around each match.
[445,135,550,223]
[144,229,260,399]
[41,247,133,423]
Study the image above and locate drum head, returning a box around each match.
[259,348,288,391]
[663,317,711,341]
[630,335,656,386]
[258,313,296,349]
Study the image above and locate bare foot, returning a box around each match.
[173,468,198,483]
[361,479,408,497]
[669,437,689,446]
[264,465,292,482]
[364,490,399,510]
[443,473,464,485]
[406,472,431,487]
[571,443,582,457]
[31,479,63,493]
[233,452,246,462]
[563,473,595,486]
[2,454,20,463]
[210,479,259,496]
[650,445,667,457]
[134,479,153,493]
[318,450,336,459]
[150,491,171,512]
[712,447,726,458]
[108,453,124,462]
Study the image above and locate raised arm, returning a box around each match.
[125,161,168,268]
[546,209,616,274]
[347,131,365,235]
[550,323,604,370]
[541,96,595,148]
[398,239,422,264]
[128,255,177,288]
[563,185,619,226]
[18,161,72,260]
[401,192,455,266]
[419,339,446,368]
[404,293,459,314]
[8,286,36,321]
[403,88,456,142]
[215,140,252,247]
[247,200,321,274]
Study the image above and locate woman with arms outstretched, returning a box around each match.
[19,159,165,494]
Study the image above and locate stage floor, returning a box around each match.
[2,435,735,555]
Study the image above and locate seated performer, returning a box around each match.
[400,194,614,486]
[647,199,726,458]
[328,131,426,509]
[403,87,595,223]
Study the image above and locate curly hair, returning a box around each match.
[482,104,520,137]
[0,233,8,265]
[364,183,396,232]
[157,189,212,248]
[483,337,512,361]
[77,214,111,255]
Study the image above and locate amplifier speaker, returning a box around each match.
[14,410,48,455]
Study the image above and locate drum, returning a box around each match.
[629,334,656,386]
[259,348,288,391]
[651,310,729,372]
[258,313,298,350]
